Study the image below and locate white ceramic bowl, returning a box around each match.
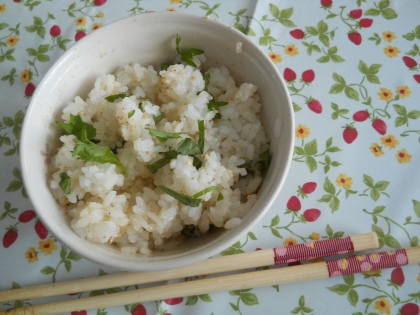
[20,12,294,272]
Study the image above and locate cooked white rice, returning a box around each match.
[49,55,269,255]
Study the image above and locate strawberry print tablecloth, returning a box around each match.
[1,1,420,314]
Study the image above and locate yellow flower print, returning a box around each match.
[25,247,38,263]
[0,4,6,13]
[20,69,31,83]
[285,44,298,57]
[284,237,297,246]
[76,17,87,26]
[382,31,396,42]
[310,232,320,241]
[370,143,384,157]
[166,7,176,11]
[381,135,399,149]
[97,12,104,18]
[6,36,19,47]
[377,88,393,101]
[396,149,412,163]
[373,297,392,315]
[383,46,400,58]
[295,124,310,139]
[92,23,102,30]
[336,174,353,189]
[38,239,58,255]
[170,0,183,3]
[417,272,420,282]
[268,51,282,63]
[396,85,411,98]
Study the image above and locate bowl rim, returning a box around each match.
[20,11,295,271]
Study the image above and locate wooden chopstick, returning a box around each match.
[2,246,419,315]
[0,232,377,303]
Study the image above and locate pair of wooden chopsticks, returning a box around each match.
[1,232,418,315]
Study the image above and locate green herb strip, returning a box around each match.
[105,93,127,102]
[59,172,71,195]
[147,120,205,173]
[176,138,201,155]
[203,73,210,92]
[197,120,205,153]
[146,128,183,142]
[159,185,223,207]
[159,185,201,207]
[201,73,229,116]
[57,114,96,141]
[192,186,224,201]
[72,128,128,177]
[161,63,170,71]
[153,111,165,124]
[128,110,135,119]
[256,149,271,176]
[175,34,204,68]
[207,99,229,111]
[192,155,202,169]
[147,150,178,174]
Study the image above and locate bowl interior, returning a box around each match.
[21,12,294,271]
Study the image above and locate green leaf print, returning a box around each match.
[358,61,382,84]
[360,174,390,201]
[393,104,420,127]
[364,0,398,19]
[1,67,17,85]
[290,295,314,314]
[5,167,27,198]
[268,4,296,27]
[413,200,420,218]
[327,283,351,295]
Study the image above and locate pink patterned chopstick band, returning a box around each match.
[327,248,408,277]
[273,236,354,265]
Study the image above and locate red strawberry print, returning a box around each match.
[35,220,49,239]
[290,29,305,39]
[348,32,362,45]
[320,0,332,7]
[306,98,322,114]
[286,196,301,211]
[75,31,86,42]
[302,182,316,194]
[400,303,420,315]
[50,25,61,37]
[353,110,369,122]
[390,267,405,286]
[19,210,36,223]
[359,18,373,28]
[297,182,317,198]
[414,74,420,84]
[25,82,35,96]
[302,70,315,83]
[403,56,418,69]
[164,297,183,305]
[349,9,362,19]
[13,0,20,2]
[255,247,262,251]
[131,304,146,315]
[283,68,297,82]
[372,119,387,135]
[3,226,18,248]
[71,311,87,315]
[94,0,107,6]
[343,124,358,144]
[303,209,321,222]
